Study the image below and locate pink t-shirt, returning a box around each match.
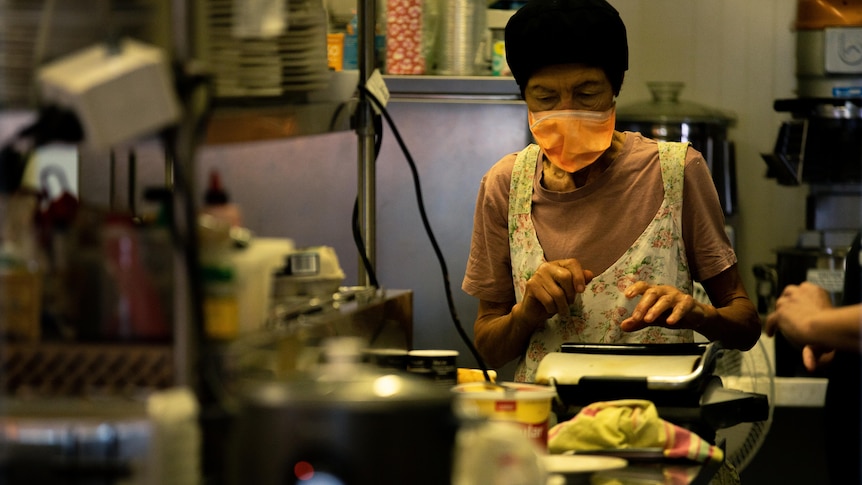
[462,131,736,303]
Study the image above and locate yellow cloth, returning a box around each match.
[547,399,724,464]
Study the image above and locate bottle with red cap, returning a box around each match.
[202,169,242,228]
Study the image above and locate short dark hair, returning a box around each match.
[505,0,628,96]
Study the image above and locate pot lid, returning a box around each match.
[246,366,453,407]
[241,338,454,409]
[616,82,737,125]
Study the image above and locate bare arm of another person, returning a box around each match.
[765,282,862,371]
[473,259,594,368]
[620,263,760,351]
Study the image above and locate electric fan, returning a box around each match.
[694,282,776,472]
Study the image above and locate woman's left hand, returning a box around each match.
[620,282,703,332]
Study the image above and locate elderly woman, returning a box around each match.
[462,0,760,382]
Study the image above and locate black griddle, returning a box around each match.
[536,342,769,442]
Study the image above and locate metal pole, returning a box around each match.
[169,0,196,393]
[356,0,377,286]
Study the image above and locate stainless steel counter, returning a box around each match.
[544,459,724,485]
[773,376,828,407]
[737,371,831,483]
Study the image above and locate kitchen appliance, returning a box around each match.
[760,229,858,376]
[0,388,200,485]
[228,337,458,485]
[712,340,776,472]
[534,342,770,446]
[795,0,862,98]
[37,38,181,152]
[616,81,738,216]
[776,237,852,303]
[759,1,862,376]
[778,1,862,191]
[763,98,862,192]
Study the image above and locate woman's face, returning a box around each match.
[524,64,615,112]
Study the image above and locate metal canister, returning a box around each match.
[436,0,486,75]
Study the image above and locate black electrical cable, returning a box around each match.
[352,200,380,288]
[356,85,493,382]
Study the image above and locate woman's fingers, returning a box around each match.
[622,283,697,330]
[526,259,593,318]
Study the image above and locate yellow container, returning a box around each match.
[452,382,556,451]
[327,33,345,71]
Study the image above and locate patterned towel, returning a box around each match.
[547,399,724,464]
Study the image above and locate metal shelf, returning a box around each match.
[384,74,522,103]
[201,75,522,144]
[1,342,174,398]
[204,100,356,145]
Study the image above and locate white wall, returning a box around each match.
[611,0,808,296]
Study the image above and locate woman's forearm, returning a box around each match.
[474,302,537,368]
[696,266,762,351]
[695,296,761,351]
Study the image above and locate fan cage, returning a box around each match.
[714,339,776,472]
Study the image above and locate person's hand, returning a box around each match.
[620,282,703,332]
[765,282,834,345]
[520,259,594,324]
[801,344,835,373]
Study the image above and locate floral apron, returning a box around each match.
[509,142,694,382]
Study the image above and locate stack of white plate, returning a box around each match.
[201,0,330,99]
[0,2,37,108]
[0,0,168,109]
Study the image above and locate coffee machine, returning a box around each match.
[760,0,862,376]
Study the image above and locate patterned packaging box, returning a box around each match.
[385,0,426,74]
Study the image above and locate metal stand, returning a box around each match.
[356,0,377,286]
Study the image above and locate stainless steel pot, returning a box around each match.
[776,246,848,303]
[229,339,458,485]
[616,82,738,215]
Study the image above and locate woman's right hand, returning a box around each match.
[801,345,835,373]
[520,259,595,323]
[474,259,595,368]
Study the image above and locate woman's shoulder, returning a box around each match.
[620,132,707,168]
[619,131,658,161]
[476,151,521,218]
[623,131,658,149]
[483,150,521,185]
